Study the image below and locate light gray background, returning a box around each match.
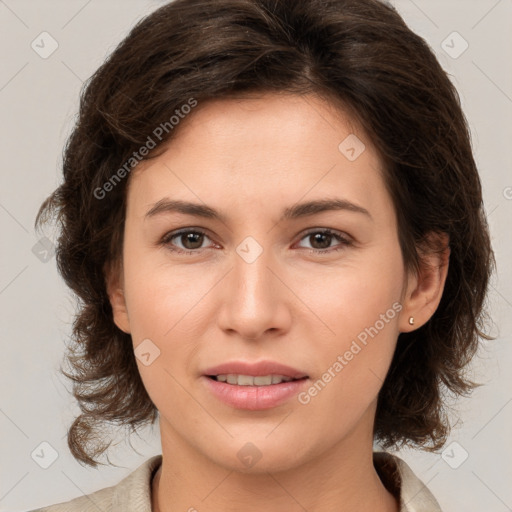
[1,1,511,511]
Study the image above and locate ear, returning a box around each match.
[104,260,131,334]
[399,232,450,333]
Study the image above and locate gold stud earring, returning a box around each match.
[408,316,415,325]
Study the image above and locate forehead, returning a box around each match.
[126,93,391,224]
[155,92,366,155]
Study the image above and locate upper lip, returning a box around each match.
[202,360,308,379]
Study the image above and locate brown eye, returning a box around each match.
[178,232,205,250]
[161,229,213,254]
[308,232,334,249]
[296,229,353,254]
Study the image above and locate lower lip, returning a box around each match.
[202,376,309,410]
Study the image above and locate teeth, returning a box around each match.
[214,374,294,386]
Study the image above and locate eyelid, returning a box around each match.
[160,227,215,250]
[293,228,353,253]
[297,227,352,243]
[160,226,353,254]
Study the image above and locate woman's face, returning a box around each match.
[110,93,415,472]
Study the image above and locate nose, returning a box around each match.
[217,244,292,341]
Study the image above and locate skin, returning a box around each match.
[107,92,449,512]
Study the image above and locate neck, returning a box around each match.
[151,416,398,512]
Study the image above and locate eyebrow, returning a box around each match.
[144,197,372,222]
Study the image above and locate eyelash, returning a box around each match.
[159,228,353,256]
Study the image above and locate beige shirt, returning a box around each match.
[31,452,442,511]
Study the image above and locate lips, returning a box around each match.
[202,360,309,380]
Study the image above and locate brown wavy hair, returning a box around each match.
[35,0,495,467]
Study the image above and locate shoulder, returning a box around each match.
[373,451,443,512]
[29,455,162,512]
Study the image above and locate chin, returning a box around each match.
[203,435,312,475]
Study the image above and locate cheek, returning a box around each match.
[295,248,404,417]
[295,296,401,446]
[122,265,205,419]
[301,253,404,347]
[121,253,220,403]
[122,252,213,340]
